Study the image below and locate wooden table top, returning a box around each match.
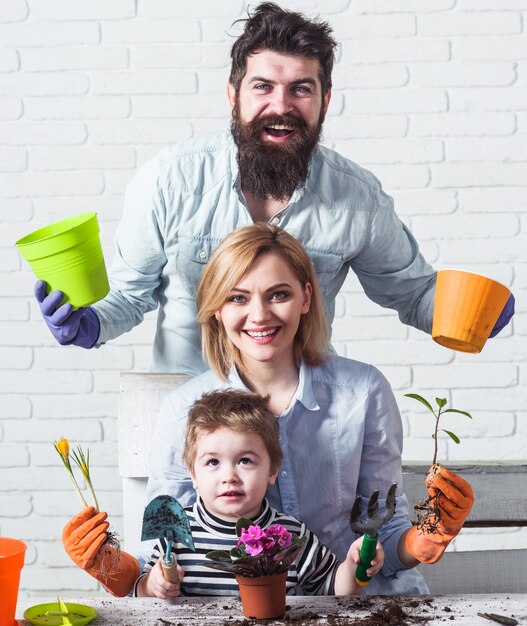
[17,593,527,625]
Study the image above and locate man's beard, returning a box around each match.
[231,103,324,202]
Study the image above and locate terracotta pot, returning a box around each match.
[235,571,288,619]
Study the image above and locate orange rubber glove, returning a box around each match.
[406,467,474,564]
[62,506,140,597]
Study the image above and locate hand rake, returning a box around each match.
[348,483,397,586]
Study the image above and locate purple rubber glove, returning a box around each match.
[489,293,515,338]
[34,280,100,348]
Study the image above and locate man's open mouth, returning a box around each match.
[221,491,243,497]
[265,124,294,138]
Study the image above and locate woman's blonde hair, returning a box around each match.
[197,223,329,378]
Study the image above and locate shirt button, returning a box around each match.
[270,217,280,225]
[199,251,207,260]
[281,471,287,477]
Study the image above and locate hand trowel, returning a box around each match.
[141,494,195,584]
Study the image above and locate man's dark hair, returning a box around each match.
[229,2,337,97]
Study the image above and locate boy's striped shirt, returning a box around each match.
[140,498,338,596]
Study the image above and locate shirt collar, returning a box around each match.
[226,360,320,413]
[296,359,320,412]
[194,496,274,537]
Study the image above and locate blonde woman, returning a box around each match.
[143,224,473,596]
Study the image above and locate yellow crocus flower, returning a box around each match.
[53,437,88,509]
[54,437,70,459]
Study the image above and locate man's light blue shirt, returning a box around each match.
[93,130,436,374]
[146,355,428,595]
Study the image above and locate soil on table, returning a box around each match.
[109,594,442,626]
[220,597,435,626]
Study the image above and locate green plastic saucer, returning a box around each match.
[23,602,97,626]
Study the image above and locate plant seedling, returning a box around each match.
[404,393,472,531]
[404,394,472,467]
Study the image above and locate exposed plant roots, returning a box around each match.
[414,464,443,533]
[93,529,121,581]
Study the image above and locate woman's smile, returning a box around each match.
[244,326,281,343]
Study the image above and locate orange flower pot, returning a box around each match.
[432,269,511,353]
[236,571,288,619]
[0,537,26,626]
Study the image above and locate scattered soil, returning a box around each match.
[347,600,430,625]
[104,593,442,626]
[220,597,433,626]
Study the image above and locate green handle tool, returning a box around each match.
[355,533,379,585]
[349,484,397,586]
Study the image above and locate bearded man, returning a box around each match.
[35,2,514,373]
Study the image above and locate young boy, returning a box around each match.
[136,389,383,598]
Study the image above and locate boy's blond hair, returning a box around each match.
[183,389,283,473]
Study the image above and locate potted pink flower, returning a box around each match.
[205,518,307,619]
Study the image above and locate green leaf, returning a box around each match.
[205,550,231,562]
[404,393,435,415]
[440,429,460,444]
[443,408,472,419]
[235,517,253,537]
[272,536,308,570]
[435,397,447,409]
[229,547,245,558]
[204,562,250,575]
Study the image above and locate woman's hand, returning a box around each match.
[137,559,185,599]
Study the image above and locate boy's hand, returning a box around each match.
[348,535,384,579]
[335,536,384,594]
[139,559,185,599]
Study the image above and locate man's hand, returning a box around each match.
[136,559,184,599]
[489,293,515,338]
[62,507,139,597]
[406,467,474,564]
[35,280,100,348]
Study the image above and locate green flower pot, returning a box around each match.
[16,212,110,309]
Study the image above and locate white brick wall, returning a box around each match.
[2,0,525,598]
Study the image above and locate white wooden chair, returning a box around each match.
[118,372,190,556]
[118,372,527,593]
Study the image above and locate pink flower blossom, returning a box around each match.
[244,539,265,556]
[206,521,304,577]
[237,525,266,555]
[266,524,292,549]
[239,525,265,543]
[237,524,293,557]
